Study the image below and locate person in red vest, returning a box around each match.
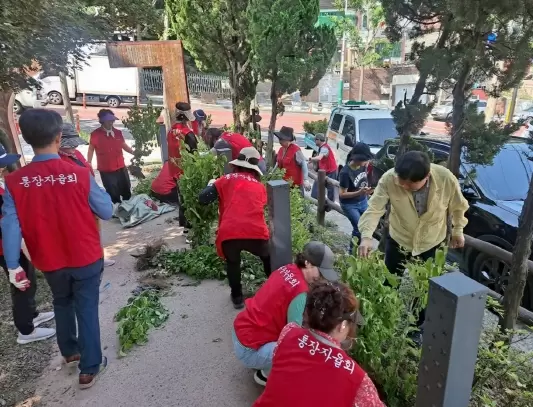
[59,123,116,269]
[150,162,178,205]
[273,126,311,194]
[87,109,135,204]
[192,109,207,140]
[253,281,384,407]
[209,128,267,174]
[167,102,198,228]
[310,133,338,206]
[2,109,114,389]
[198,147,270,309]
[0,145,56,345]
[232,241,339,386]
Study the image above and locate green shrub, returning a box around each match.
[303,118,328,135]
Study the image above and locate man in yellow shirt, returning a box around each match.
[358,151,469,275]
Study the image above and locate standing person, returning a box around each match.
[310,133,338,205]
[252,281,383,407]
[209,129,267,174]
[167,102,198,229]
[87,109,134,204]
[198,147,270,309]
[0,145,56,345]
[233,242,339,386]
[59,123,115,268]
[3,109,114,389]
[150,162,178,205]
[273,126,311,194]
[191,109,207,140]
[338,143,374,253]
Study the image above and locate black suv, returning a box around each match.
[367,137,533,310]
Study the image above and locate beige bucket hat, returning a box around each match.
[229,146,263,176]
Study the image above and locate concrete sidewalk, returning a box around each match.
[34,212,262,407]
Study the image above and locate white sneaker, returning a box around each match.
[33,311,55,327]
[17,327,56,344]
[103,259,116,267]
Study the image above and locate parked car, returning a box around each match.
[431,100,486,122]
[513,106,533,123]
[14,88,47,114]
[367,137,533,310]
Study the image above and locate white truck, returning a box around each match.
[40,53,139,108]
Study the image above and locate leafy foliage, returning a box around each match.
[122,101,163,167]
[161,246,225,280]
[115,290,169,355]
[303,119,329,135]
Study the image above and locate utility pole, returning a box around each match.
[338,0,348,105]
[505,85,519,124]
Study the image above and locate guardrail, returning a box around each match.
[307,168,533,325]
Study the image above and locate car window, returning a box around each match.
[477,101,487,108]
[341,116,356,138]
[465,144,533,201]
[330,114,343,131]
[358,118,398,147]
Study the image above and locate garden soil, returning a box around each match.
[26,211,261,407]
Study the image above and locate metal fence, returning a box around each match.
[140,69,232,99]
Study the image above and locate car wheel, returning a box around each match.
[13,101,23,115]
[472,252,533,310]
[107,96,121,108]
[48,91,63,105]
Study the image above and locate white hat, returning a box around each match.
[229,147,263,176]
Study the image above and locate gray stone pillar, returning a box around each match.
[267,180,292,272]
[415,271,488,407]
[159,123,168,162]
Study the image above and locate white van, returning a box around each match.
[326,102,398,167]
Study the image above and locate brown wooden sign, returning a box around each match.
[0,92,26,166]
[106,41,189,130]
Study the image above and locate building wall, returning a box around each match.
[346,66,418,102]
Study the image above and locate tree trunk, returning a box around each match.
[358,66,364,100]
[227,60,255,133]
[448,63,470,177]
[266,72,278,169]
[59,72,74,124]
[503,176,533,330]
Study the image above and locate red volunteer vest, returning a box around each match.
[214,173,269,258]
[167,122,193,179]
[60,150,94,176]
[253,326,365,407]
[220,132,266,167]
[318,143,338,173]
[151,162,176,195]
[234,264,308,349]
[90,128,125,173]
[277,144,303,186]
[5,158,102,271]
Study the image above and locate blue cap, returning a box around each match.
[0,145,20,168]
[194,109,207,122]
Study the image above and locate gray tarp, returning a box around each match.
[115,194,175,228]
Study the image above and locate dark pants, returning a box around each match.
[311,171,337,204]
[384,236,440,327]
[176,185,190,228]
[221,239,271,298]
[44,259,103,375]
[1,253,37,335]
[152,187,179,206]
[100,167,131,204]
[341,199,368,253]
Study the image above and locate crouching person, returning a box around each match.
[232,242,339,386]
[2,109,114,389]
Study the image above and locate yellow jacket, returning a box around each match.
[358,164,469,256]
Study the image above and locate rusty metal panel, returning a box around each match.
[106,41,190,127]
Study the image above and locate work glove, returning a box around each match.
[304,180,312,191]
[208,179,216,186]
[8,266,30,291]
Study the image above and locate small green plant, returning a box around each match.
[303,118,328,135]
[133,169,160,196]
[79,130,90,143]
[115,290,169,355]
[160,245,225,280]
[122,101,163,167]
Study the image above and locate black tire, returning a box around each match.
[48,91,63,105]
[107,96,121,108]
[13,100,23,115]
[472,251,533,310]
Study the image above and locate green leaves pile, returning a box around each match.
[161,246,225,280]
[115,290,169,355]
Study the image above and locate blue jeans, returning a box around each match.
[44,259,103,375]
[311,171,337,203]
[341,200,368,252]
[232,328,276,374]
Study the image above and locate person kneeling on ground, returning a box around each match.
[198,147,270,309]
[3,109,114,389]
[253,280,384,407]
[150,162,179,205]
[0,145,56,345]
[233,242,339,387]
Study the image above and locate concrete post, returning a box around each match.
[317,169,326,226]
[267,180,292,272]
[159,123,168,162]
[415,271,488,407]
[216,148,233,174]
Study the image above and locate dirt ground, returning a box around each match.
[0,271,55,406]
